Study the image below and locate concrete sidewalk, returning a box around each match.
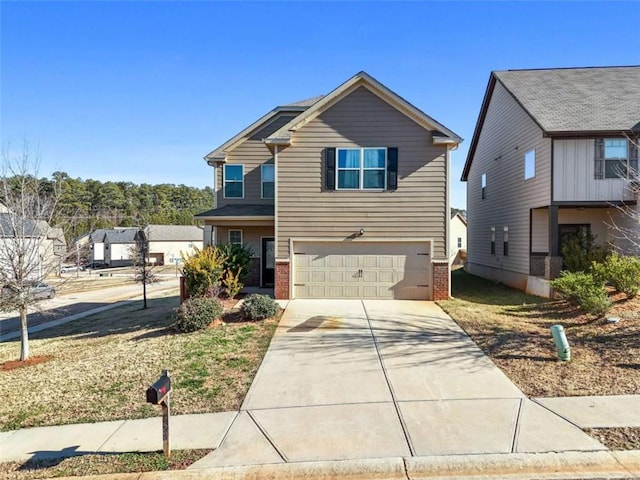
[1,299,639,478]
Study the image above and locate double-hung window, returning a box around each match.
[228,230,243,245]
[261,164,274,199]
[224,165,244,198]
[604,139,629,179]
[337,148,386,190]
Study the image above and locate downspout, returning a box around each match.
[274,145,278,261]
[445,145,452,298]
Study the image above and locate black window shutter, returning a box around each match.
[594,138,605,180]
[387,147,398,190]
[629,138,639,174]
[325,148,336,190]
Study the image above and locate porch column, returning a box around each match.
[545,205,562,279]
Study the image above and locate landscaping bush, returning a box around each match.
[181,247,225,297]
[561,230,610,272]
[592,253,640,298]
[241,294,279,321]
[218,243,254,282]
[173,296,224,332]
[550,271,611,316]
[222,268,243,298]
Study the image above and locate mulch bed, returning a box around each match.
[1,356,53,372]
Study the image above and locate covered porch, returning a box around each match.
[195,205,275,289]
[529,202,637,280]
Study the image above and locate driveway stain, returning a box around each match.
[287,315,341,332]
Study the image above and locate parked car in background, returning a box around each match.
[83,262,109,269]
[60,265,83,273]
[2,282,56,301]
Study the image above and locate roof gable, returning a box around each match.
[462,66,640,181]
[265,71,462,146]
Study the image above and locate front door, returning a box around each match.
[261,237,275,287]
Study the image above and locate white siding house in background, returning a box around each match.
[145,224,203,265]
[449,213,467,265]
[462,66,640,297]
[88,225,203,267]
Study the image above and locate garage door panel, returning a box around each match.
[294,242,433,300]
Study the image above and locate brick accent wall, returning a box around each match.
[432,261,450,301]
[244,258,261,287]
[275,261,290,299]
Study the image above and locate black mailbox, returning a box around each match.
[146,371,171,405]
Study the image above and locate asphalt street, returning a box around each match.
[0,277,180,335]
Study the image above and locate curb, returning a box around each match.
[48,450,640,480]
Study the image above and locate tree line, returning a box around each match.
[37,172,213,243]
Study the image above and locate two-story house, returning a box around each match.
[196,72,462,300]
[462,66,640,297]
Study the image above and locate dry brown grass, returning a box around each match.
[0,295,278,431]
[439,270,640,398]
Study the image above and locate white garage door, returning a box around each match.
[293,242,432,300]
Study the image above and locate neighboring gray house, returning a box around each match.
[196,71,462,300]
[462,66,640,297]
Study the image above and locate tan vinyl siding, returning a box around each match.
[276,86,448,259]
[215,225,274,258]
[466,81,551,276]
[215,114,296,208]
[553,139,634,202]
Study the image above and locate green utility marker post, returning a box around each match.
[550,324,571,361]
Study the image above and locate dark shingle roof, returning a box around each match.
[0,214,44,238]
[103,228,138,244]
[195,204,274,218]
[144,224,202,242]
[494,66,640,133]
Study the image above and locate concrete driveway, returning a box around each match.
[191,300,604,469]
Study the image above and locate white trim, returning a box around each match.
[274,145,279,259]
[223,164,245,199]
[261,163,275,199]
[335,147,387,190]
[228,229,243,245]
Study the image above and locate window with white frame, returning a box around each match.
[503,226,509,256]
[457,237,462,248]
[604,139,629,179]
[228,230,243,245]
[337,148,386,190]
[224,165,244,198]
[261,164,274,199]
[481,173,487,199]
[524,149,535,180]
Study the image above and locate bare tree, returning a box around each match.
[0,142,62,360]
[607,135,640,255]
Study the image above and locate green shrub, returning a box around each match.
[181,247,225,297]
[218,243,254,282]
[173,296,224,332]
[561,230,610,272]
[592,253,640,298]
[550,271,611,316]
[222,268,243,298]
[241,294,279,321]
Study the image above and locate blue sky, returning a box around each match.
[2,1,639,209]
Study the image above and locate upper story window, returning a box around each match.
[261,164,274,199]
[524,149,536,180]
[457,237,462,248]
[503,226,509,256]
[337,148,386,190]
[481,173,487,199]
[605,139,629,179]
[228,229,243,245]
[224,165,244,198]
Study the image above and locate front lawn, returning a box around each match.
[438,269,640,398]
[0,296,278,431]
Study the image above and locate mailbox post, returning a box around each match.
[146,370,172,456]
